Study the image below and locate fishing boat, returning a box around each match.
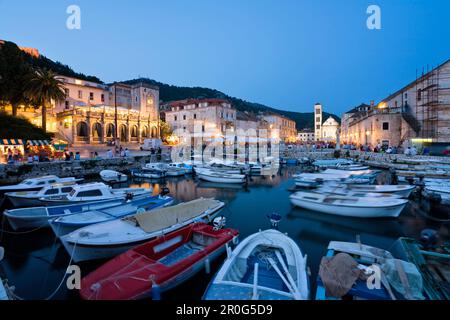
[79,223,239,300]
[60,198,225,262]
[326,184,416,198]
[0,175,83,196]
[197,170,246,184]
[4,194,151,231]
[5,182,78,207]
[203,229,309,300]
[37,182,152,206]
[100,170,128,183]
[49,195,174,238]
[289,191,408,218]
[315,241,424,300]
[391,237,450,300]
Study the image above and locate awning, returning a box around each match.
[26,140,50,146]
[1,139,24,145]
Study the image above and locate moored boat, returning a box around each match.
[4,194,151,231]
[203,229,310,300]
[5,182,78,208]
[0,175,83,196]
[197,170,246,184]
[49,195,174,238]
[79,223,239,300]
[37,182,152,206]
[60,198,225,262]
[328,184,416,198]
[100,170,128,183]
[290,191,408,218]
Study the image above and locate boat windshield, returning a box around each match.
[22,180,35,185]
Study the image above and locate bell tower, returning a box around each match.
[314,103,323,141]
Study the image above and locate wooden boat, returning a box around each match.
[197,170,246,184]
[60,198,225,262]
[315,241,424,300]
[100,170,128,183]
[0,175,83,196]
[37,182,152,206]
[203,229,310,300]
[391,237,450,300]
[290,191,408,218]
[49,195,174,238]
[79,223,239,300]
[5,182,78,207]
[4,194,150,231]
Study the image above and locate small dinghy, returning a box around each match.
[79,223,239,300]
[341,184,416,198]
[100,170,128,183]
[5,182,78,208]
[203,229,310,300]
[60,198,225,262]
[4,194,150,231]
[316,241,425,300]
[49,195,174,238]
[290,191,408,218]
[0,175,83,195]
[37,182,152,206]
[198,170,246,184]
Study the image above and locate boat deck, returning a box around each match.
[159,242,204,266]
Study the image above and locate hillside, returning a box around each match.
[124,78,340,129]
[0,112,52,140]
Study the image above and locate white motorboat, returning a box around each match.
[425,185,450,196]
[290,191,408,218]
[344,184,415,198]
[203,229,310,300]
[317,186,402,199]
[313,159,354,168]
[0,175,83,195]
[4,195,150,231]
[37,182,152,206]
[60,198,225,262]
[100,170,128,183]
[198,170,246,184]
[49,195,174,238]
[168,162,193,174]
[131,169,166,179]
[5,182,78,208]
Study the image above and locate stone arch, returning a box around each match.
[151,126,158,138]
[92,122,103,142]
[142,125,149,138]
[76,121,88,137]
[119,124,127,142]
[106,123,115,139]
[131,125,139,138]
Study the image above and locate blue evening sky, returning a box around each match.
[0,0,449,116]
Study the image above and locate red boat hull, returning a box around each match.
[79,223,238,300]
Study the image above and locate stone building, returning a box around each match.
[313,103,340,142]
[297,130,315,142]
[261,113,297,143]
[341,59,450,148]
[53,76,160,146]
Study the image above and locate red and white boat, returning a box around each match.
[79,223,239,300]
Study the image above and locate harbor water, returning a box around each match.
[0,167,448,300]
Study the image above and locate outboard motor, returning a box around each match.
[125,192,134,201]
[389,168,398,185]
[159,187,170,196]
[405,177,415,186]
[419,229,439,250]
[267,212,282,230]
[212,216,227,231]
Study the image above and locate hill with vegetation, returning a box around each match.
[0,112,52,140]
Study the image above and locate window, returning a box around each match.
[78,90,82,99]
[316,125,320,130]
[174,116,177,121]
[417,89,422,101]
[62,187,74,193]
[44,189,59,195]
[64,89,69,97]
[395,101,398,108]
[382,122,389,130]
[101,94,105,102]
[202,125,205,132]
[65,101,70,109]
[316,117,321,122]
[183,115,186,120]
[194,114,197,119]
[78,190,103,197]
[90,92,94,100]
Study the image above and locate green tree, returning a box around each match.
[24,68,66,132]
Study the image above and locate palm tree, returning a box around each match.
[25,68,66,132]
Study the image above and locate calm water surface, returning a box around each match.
[0,167,448,300]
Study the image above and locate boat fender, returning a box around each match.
[136,208,146,215]
[150,278,161,300]
[226,244,232,259]
[205,258,211,274]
